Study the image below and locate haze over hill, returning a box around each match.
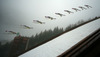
[0,0,100,42]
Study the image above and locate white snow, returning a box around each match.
[19,19,100,57]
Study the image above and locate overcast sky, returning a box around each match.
[0,0,100,42]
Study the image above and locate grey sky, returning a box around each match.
[0,0,100,42]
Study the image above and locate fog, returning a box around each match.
[0,0,100,42]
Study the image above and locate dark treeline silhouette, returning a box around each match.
[28,27,64,48]
[0,42,12,57]
[0,16,100,57]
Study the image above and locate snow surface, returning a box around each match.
[19,19,100,57]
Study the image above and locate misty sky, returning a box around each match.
[0,0,100,42]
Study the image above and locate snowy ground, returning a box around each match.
[19,19,100,57]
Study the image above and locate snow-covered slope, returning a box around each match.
[19,19,100,57]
